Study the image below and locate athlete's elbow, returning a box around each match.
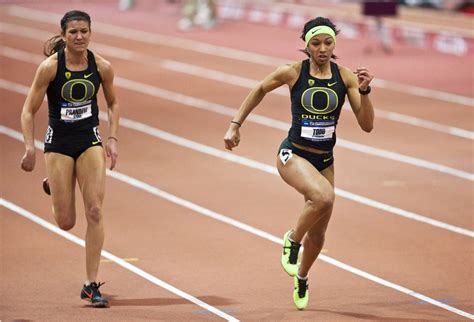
[20,109,33,124]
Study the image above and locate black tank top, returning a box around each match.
[288,59,347,151]
[46,49,101,132]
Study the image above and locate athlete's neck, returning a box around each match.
[309,59,331,79]
[64,48,88,70]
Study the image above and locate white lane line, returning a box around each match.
[0,23,137,61]
[160,59,474,140]
[373,109,474,140]
[6,5,474,108]
[2,93,474,239]
[372,78,473,108]
[160,59,289,97]
[1,37,473,181]
[1,80,473,237]
[2,22,471,141]
[112,117,474,238]
[2,66,473,235]
[0,199,239,322]
[2,50,471,183]
[105,172,474,321]
[116,76,474,181]
[1,134,472,320]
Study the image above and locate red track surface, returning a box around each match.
[1,2,473,321]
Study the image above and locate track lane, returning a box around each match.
[1,2,472,317]
[5,4,473,98]
[1,125,472,316]
[1,132,472,320]
[1,15,472,129]
[2,81,472,232]
[0,43,471,181]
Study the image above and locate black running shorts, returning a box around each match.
[278,137,334,172]
[44,125,102,161]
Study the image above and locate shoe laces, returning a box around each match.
[89,282,105,297]
[285,240,301,265]
[297,278,308,299]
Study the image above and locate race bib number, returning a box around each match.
[60,101,92,122]
[301,120,334,141]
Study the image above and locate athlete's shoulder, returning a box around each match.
[336,63,357,87]
[274,61,302,83]
[36,53,58,82]
[335,63,350,75]
[282,61,302,74]
[93,52,114,80]
[93,52,112,71]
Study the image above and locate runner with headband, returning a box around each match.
[224,16,375,310]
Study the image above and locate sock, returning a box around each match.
[288,232,301,245]
[297,274,307,281]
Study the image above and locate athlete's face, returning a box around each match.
[306,33,335,65]
[62,20,91,52]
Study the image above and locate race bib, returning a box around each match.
[60,101,92,122]
[301,120,334,141]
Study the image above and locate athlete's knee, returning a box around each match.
[53,206,76,230]
[85,204,102,224]
[57,217,75,231]
[306,189,335,214]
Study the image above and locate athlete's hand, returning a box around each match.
[224,123,241,151]
[20,149,36,172]
[354,67,374,91]
[105,138,118,170]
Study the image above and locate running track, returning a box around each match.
[0,2,473,321]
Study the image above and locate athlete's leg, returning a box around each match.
[298,166,334,277]
[44,152,76,230]
[277,155,335,244]
[75,146,106,283]
[278,154,334,309]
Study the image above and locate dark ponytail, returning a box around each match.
[43,35,65,57]
[43,10,91,57]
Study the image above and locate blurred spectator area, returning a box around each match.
[216,0,473,56]
[272,0,474,13]
[216,0,473,33]
[2,0,471,55]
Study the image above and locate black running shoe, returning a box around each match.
[42,177,51,195]
[81,282,109,308]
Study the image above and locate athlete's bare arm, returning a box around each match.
[224,62,301,151]
[95,54,119,170]
[20,56,57,171]
[340,65,374,132]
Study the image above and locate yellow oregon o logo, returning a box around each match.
[61,79,95,103]
[300,87,339,114]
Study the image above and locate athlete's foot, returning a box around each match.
[42,177,51,195]
[293,276,309,310]
[81,282,109,308]
[281,230,301,276]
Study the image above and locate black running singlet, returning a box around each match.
[288,59,347,151]
[46,49,101,133]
